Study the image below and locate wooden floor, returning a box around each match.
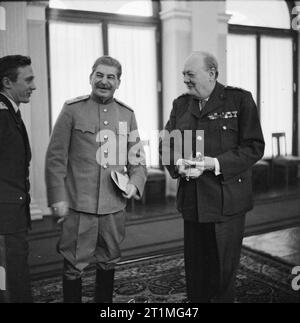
[28,180,300,279]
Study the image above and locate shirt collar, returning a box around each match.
[0,92,19,113]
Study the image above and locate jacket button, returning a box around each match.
[103,108,107,112]
[104,135,108,141]
[19,196,23,200]
[103,163,109,169]
[238,178,242,183]
[104,150,108,157]
[197,136,203,141]
[222,125,227,130]
[104,121,109,126]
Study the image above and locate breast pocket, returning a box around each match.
[74,123,97,134]
[72,123,98,154]
[219,119,239,151]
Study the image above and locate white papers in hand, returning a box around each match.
[111,170,129,193]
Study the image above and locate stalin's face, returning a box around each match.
[183,54,215,99]
[90,64,120,102]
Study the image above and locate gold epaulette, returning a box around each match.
[66,95,90,105]
[0,102,8,110]
[114,98,133,112]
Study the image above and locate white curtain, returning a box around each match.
[49,21,103,126]
[260,36,293,157]
[227,34,257,101]
[108,24,159,167]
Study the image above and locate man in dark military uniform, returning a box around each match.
[0,55,36,302]
[45,56,147,303]
[160,51,264,302]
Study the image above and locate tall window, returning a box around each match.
[48,0,161,166]
[226,0,296,158]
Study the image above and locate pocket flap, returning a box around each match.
[74,123,97,134]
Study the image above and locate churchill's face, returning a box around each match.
[182,55,214,98]
[90,64,120,102]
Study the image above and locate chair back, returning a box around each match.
[271,132,287,157]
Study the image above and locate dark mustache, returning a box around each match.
[96,84,111,90]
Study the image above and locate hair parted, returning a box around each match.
[91,55,122,79]
[0,55,32,91]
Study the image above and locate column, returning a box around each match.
[160,1,192,196]
[27,1,50,218]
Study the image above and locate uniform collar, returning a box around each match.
[90,93,115,105]
[188,82,225,119]
[0,91,19,113]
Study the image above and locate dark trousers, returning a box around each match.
[184,215,245,303]
[0,232,32,303]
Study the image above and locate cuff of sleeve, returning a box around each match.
[214,158,221,176]
[47,186,67,206]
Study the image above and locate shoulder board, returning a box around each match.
[114,99,133,112]
[66,95,90,105]
[0,101,9,111]
[177,93,189,100]
[225,86,246,92]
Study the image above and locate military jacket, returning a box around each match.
[161,82,265,222]
[45,95,147,215]
[0,93,31,233]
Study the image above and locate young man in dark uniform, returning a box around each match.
[0,55,36,302]
[160,51,265,302]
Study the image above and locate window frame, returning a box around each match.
[46,1,163,134]
[228,2,298,155]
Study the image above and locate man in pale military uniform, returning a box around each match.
[45,56,147,303]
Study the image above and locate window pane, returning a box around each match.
[227,34,257,101]
[260,36,293,157]
[49,0,153,16]
[108,24,159,166]
[226,0,291,29]
[49,21,103,126]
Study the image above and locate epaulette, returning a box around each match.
[114,98,133,112]
[225,86,246,92]
[66,95,90,105]
[177,93,189,100]
[0,101,8,111]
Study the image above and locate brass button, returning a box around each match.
[103,108,108,112]
[104,135,108,141]
[104,121,109,126]
[19,196,23,200]
[103,164,108,169]
[222,125,227,130]
[104,150,108,156]
[238,178,242,183]
[197,136,203,141]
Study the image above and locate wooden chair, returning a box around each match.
[271,132,300,188]
[252,159,270,192]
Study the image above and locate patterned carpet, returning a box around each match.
[32,247,300,303]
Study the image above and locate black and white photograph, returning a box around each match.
[0,0,300,307]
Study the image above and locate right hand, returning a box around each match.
[51,201,69,224]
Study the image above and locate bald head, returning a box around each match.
[185,52,218,79]
[183,51,218,98]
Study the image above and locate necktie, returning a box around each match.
[199,99,207,111]
[16,109,21,119]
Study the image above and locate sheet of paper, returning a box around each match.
[111,170,129,193]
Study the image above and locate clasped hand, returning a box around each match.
[177,156,215,179]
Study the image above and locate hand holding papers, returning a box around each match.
[111,170,129,193]
[111,170,139,199]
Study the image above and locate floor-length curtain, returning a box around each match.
[108,24,159,167]
[227,34,257,101]
[260,36,293,157]
[49,21,103,126]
